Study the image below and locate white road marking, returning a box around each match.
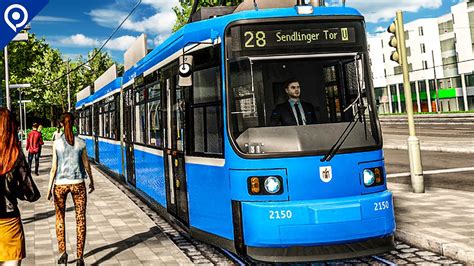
[387,167,474,178]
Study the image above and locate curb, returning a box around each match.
[395,230,474,264]
[383,144,474,154]
[381,122,474,125]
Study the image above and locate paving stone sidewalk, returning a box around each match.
[17,150,192,265]
[389,182,474,264]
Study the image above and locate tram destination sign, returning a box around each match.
[230,22,360,54]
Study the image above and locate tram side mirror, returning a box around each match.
[178,55,194,87]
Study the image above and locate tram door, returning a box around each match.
[164,75,189,225]
[124,88,136,186]
[93,105,99,163]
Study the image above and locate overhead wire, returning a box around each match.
[372,57,474,80]
[36,0,143,90]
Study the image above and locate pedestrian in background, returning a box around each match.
[0,108,41,266]
[47,113,94,266]
[52,122,63,141]
[37,125,43,158]
[26,123,43,176]
[16,127,23,148]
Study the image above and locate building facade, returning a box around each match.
[369,0,474,114]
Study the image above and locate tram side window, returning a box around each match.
[98,104,104,137]
[80,112,85,135]
[135,87,147,144]
[110,96,118,139]
[84,107,91,135]
[190,65,223,156]
[147,82,162,147]
[101,96,118,140]
[104,102,110,137]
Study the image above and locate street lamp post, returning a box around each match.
[67,61,71,111]
[10,83,31,143]
[4,33,29,110]
[18,100,31,146]
[4,47,10,110]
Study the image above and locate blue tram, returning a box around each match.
[77,1,395,262]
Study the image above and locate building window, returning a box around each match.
[442,55,458,66]
[406,47,411,57]
[469,12,474,48]
[438,20,454,35]
[420,43,426,54]
[440,38,455,52]
[466,74,474,87]
[422,60,428,70]
[418,26,424,36]
[404,31,409,40]
[394,66,402,75]
[394,64,412,75]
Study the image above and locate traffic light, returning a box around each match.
[387,21,401,64]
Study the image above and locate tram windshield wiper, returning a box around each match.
[321,54,366,162]
[320,107,363,162]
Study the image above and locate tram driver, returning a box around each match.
[269,78,317,126]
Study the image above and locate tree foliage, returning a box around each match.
[173,0,244,32]
[1,33,121,126]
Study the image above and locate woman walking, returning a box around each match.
[47,113,94,266]
[52,123,63,141]
[0,108,41,266]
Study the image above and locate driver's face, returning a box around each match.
[285,81,301,99]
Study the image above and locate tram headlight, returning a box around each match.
[264,176,281,194]
[362,167,385,187]
[363,169,376,187]
[247,176,283,195]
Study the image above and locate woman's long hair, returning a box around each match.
[60,112,75,146]
[0,108,20,175]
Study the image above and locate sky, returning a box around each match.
[30,0,465,64]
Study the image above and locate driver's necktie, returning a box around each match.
[294,102,304,125]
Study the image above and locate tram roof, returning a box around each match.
[75,77,122,109]
[122,6,363,85]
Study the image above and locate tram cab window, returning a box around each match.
[228,54,381,156]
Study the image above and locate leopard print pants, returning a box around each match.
[54,182,87,258]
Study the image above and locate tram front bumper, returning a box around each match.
[240,190,395,248]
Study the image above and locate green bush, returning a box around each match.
[25,127,77,141]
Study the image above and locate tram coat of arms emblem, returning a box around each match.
[319,166,332,183]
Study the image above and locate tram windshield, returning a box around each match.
[228,53,381,156]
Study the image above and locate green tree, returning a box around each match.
[173,0,244,32]
[77,48,117,88]
[0,33,50,108]
[1,34,122,126]
[25,48,69,125]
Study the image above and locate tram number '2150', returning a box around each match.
[374,201,390,211]
[269,210,293,220]
[244,31,267,48]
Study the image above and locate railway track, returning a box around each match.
[371,255,397,265]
